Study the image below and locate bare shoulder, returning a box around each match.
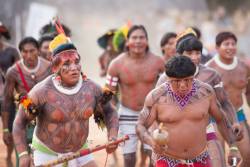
[196,79,214,96]
[200,65,221,78]
[205,57,215,67]
[148,52,164,64]
[40,57,51,68]
[30,75,52,93]
[145,83,167,106]
[109,52,127,66]
[5,62,18,79]
[238,58,250,71]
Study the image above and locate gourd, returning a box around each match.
[152,123,169,146]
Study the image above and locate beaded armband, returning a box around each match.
[15,93,39,116]
[93,86,116,130]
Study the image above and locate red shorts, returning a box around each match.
[156,151,211,167]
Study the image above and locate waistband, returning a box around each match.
[32,132,88,156]
[157,147,209,165]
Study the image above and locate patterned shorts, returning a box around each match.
[156,151,211,167]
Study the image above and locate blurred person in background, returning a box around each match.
[0,21,20,167]
[1,37,51,166]
[38,35,54,61]
[106,25,165,167]
[191,26,213,64]
[160,32,177,62]
[206,31,250,167]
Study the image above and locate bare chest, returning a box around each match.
[119,62,160,85]
[15,68,50,93]
[215,66,248,89]
[42,90,96,123]
[156,95,210,123]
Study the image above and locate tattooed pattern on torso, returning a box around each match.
[153,80,213,107]
[33,77,101,153]
[10,59,51,93]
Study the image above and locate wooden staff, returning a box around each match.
[39,135,129,167]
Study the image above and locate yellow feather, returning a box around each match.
[49,34,69,52]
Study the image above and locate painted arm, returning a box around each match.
[136,92,157,146]
[245,78,250,106]
[209,90,237,145]
[102,102,119,139]
[105,59,119,93]
[156,73,167,87]
[1,69,16,132]
[212,73,238,124]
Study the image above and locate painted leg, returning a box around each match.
[207,139,226,167]
[237,121,250,167]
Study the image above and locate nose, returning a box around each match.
[179,80,187,89]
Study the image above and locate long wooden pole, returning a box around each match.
[39,135,129,167]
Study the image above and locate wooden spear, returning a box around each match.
[39,135,129,167]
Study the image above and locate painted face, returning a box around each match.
[162,37,176,58]
[40,40,52,61]
[21,43,39,68]
[182,50,201,65]
[56,50,81,87]
[168,76,194,96]
[217,38,237,60]
[126,29,148,55]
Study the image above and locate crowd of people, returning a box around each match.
[0,16,249,167]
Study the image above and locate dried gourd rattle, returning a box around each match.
[152,123,169,148]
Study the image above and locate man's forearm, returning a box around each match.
[13,111,29,154]
[221,101,238,124]
[217,119,235,145]
[1,111,9,130]
[136,124,152,146]
[103,104,119,138]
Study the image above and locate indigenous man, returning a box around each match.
[156,29,242,167]
[106,25,165,167]
[0,21,20,167]
[1,37,51,166]
[136,55,239,167]
[206,31,250,167]
[38,35,54,61]
[13,29,119,167]
[97,29,119,77]
[160,32,177,62]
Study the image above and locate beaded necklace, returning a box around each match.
[166,81,197,109]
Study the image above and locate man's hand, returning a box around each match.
[228,147,241,167]
[19,154,31,167]
[149,136,167,155]
[106,137,118,154]
[3,131,13,145]
[232,123,243,141]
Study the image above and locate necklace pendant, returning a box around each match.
[31,73,36,80]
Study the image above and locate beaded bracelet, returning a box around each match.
[19,151,28,158]
[229,146,239,151]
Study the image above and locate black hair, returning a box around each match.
[18,37,39,51]
[126,25,149,52]
[38,35,54,48]
[160,32,177,54]
[191,26,201,39]
[216,31,237,47]
[165,55,196,78]
[176,36,203,54]
[160,32,177,47]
